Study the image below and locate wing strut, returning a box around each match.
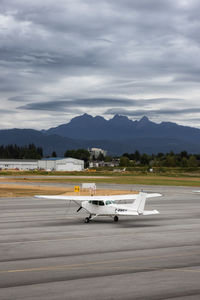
[77,206,82,212]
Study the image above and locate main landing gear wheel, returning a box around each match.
[84,217,90,223]
[114,216,119,222]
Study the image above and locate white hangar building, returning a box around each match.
[38,158,84,171]
[0,159,38,170]
[0,158,84,171]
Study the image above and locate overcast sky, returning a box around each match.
[1,0,200,129]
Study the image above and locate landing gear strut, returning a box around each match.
[114,216,119,222]
[84,214,92,223]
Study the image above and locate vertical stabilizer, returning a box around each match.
[131,192,147,214]
[138,192,147,214]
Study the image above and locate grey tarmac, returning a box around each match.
[0,184,200,299]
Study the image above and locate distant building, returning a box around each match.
[0,159,38,170]
[89,160,119,168]
[0,157,84,171]
[38,157,84,171]
[89,147,107,159]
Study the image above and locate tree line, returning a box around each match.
[120,151,200,167]
[0,144,43,159]
[1,145,200,168]
[64,149,200,168]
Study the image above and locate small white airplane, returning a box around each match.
[35,192,161,223]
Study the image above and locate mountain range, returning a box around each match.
[1,114,200,155]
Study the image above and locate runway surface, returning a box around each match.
[0,184,200,299]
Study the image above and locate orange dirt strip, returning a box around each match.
[0,184,138,198]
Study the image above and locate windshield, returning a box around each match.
[106,200,114,205]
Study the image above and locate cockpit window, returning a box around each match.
[106,200,114,205]
[90,200,105,206]
[91,200,98,205]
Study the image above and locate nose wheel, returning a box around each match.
[84,214,92,223]
[114,216,119,222]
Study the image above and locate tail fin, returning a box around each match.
[131,192,147,214]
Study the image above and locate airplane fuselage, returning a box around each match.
[81,200,137,217]
[82,200,117,216]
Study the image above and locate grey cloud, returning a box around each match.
[184,118,200,124]
[1,0,200,128]
[18,103,83,115]
[105,108,200,117]
[17,97,184,111]
[0,109,15,113]
[135,98,184,105]
[18,98,134,111]
[9,96,30,102]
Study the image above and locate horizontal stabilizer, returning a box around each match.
[142,210,159,215]
[115,211,139,216]
[145,193,162,198]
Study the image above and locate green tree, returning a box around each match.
[133,150,141,161]
[64,150,76,158]
[140,153,150,165]
[52,151,57,157]
[188,155,198,167]
[180,157,188,167]
[180,151,188,159]
[97,153,105,161]
[164,155,177,167]
[119,156,130,167]
[0,144,43,159]
[104,155,112,162]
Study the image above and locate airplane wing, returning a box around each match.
[35,195,85,207]
[35,193,161,202]
[35,195,84,201]
[34,194,138,202]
